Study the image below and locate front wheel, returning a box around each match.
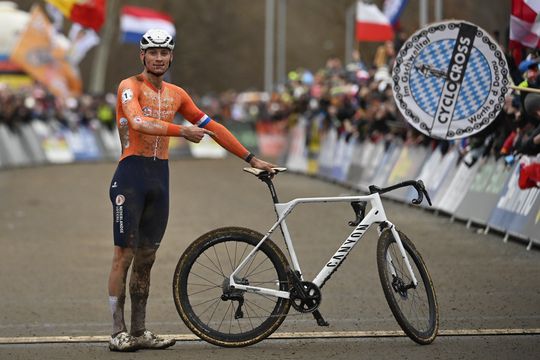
[173,227,291,347]
[377,229,439,344]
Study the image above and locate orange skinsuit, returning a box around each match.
[116,74,250,161]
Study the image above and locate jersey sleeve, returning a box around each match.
[176,86,206,124]
[176,86,249,159]
[118,79,182,136]
[205,120,250,159]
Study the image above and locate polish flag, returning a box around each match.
[120,6,176,44]
[509,0,540,64]
[356,1,394,42]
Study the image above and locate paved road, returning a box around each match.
[0,157,538,359]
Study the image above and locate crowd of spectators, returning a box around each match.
[0,83,116,132]
[0,37,539,187]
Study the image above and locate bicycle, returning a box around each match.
[173,167,439,347]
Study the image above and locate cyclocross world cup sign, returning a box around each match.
[392,21,509,140]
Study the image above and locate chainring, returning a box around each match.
[290,281,322,313]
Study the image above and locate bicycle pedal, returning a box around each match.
[312,310,329,327]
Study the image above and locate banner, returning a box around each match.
[318,127,338,179]
[435,160,480,214]
[385,146,429,201]
[31,120,74,164]
[370,143,403,190]
[331,134,356,182]
[357,141,386,191]
[10,6,82,99]
[488,159,540,234]
[285,117,308,172]
[255,121,288,159]
[0,125,32,166]
[454,158,512,224]
[63,127,102,161]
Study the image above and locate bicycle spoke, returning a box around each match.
[212,245,226,277]
[194,259,227,278]
[187,285,221,297]
[189,271,222,287]
[224,241,235,274]
[202,250,225,277]
[243,256,270,278]
[196,297,222,322]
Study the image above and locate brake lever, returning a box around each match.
[423,188,433,206]
[411,180,432,206]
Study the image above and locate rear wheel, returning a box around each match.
[377,229,438,344]
[173,227,291,347]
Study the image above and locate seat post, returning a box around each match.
[260,176,279,204]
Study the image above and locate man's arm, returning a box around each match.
[119,81,213,141]
[177,87,276,172]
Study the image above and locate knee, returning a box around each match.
[112,247,134,271]
[133,248,157,268]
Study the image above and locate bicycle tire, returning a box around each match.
[173,226,291,347]
[376,229,439,344]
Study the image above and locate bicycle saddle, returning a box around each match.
[243,167,287,176]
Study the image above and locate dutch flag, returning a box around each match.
[120,6,176,44]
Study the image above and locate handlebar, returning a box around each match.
[368,180,432,206]
[242,168,432,207]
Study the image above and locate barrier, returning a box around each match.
[285,117,308,173]
[488,157,540,245]
[30,120,74,164]
[1,118,538,249]
[455,158,512,226]
[282,133,539,250]
[0,124,32,166]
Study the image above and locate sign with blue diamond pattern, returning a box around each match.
[392,21,509,140]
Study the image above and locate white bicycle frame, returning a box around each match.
[229,192,419,299]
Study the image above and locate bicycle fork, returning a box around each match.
[381,223,419,288]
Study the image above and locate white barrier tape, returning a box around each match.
[1,328,539,344]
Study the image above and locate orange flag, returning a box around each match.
[10,5,82,99]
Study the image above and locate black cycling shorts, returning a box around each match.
[109,155,169,248]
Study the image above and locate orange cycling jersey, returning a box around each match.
[116,74,250,161]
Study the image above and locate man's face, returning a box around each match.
[140,48,173,76]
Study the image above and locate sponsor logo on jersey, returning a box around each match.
[115,194,125,206]
[392,21,508,140]
[142,106,152,116]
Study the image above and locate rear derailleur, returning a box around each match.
[221,276,248,319]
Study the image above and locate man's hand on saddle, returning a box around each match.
[249,157,278,177]
[182,126,216,143]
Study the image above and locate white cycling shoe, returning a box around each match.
[109,331,138,352]
[134,330,176,350]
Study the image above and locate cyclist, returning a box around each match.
[107,28,276,352]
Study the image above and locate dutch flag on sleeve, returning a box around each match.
[120,6,176,44]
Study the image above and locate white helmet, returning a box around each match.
[140,29,175,50]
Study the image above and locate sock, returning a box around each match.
[109,295,126,335]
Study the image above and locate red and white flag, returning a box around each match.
[510,0,540,63]
[355,1,394,42]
